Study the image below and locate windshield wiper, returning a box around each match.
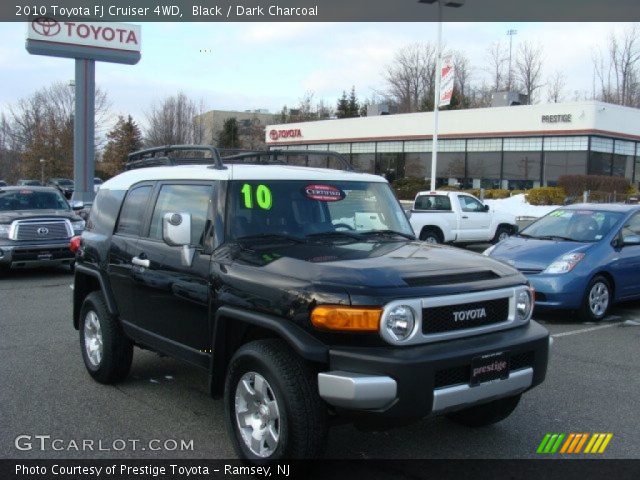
[235,233,305,245]
[536,235,576,242]
[305,230,362,242]
[358,229,415,240]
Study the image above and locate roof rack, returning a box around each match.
[221,149,354,171]
[125,145,225,170]
[124,145,353,172]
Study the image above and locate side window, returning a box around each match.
[622,213,640,236]
[148,184,214,245]
[115,186,152,236]
[415,195,452,211]
[459,195,484,213]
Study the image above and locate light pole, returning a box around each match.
[418,0,465,191]
[39,158,45,185]
[507,29,518,91]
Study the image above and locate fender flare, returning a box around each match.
[208,305,328,398]
[74,264,118,328]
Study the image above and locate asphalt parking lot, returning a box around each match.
[1,266,639,460]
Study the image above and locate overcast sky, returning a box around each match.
[0,22,633,129]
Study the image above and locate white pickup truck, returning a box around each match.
[408,190,517,245]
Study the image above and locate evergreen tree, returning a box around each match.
[347,86,360,117]
[336,91,349,118]
[218,118,240,149]
[101,115,143,177]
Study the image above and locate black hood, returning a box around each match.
[0,209,82,224]
[223,239,522,291]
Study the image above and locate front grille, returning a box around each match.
[12,247,73,261]
[434,350,535,389]
[519,269,543,275]
[422,297,510,334]
[15,221,69,241]
[404,271,499,287]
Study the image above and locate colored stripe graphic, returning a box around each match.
[538,433,613,454]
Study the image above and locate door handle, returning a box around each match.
[132,256,150,268]
[461,216,469,219]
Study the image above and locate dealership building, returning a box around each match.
[265,101,640,189]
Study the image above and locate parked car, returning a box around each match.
[93,177,103,193]
[408,190,518,244]
[48,178,75,199]
[0,180,7,187]
[17,179,42,186]
[485,204,640,321]
[72,145,549,462]
[0,186,85,273]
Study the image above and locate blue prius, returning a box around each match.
[485,203,640,321]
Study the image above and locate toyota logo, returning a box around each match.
[32,18,61,37]
[37,227,49,236]
[269,130,279,141]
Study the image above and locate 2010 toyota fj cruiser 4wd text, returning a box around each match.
[72,146,549,461]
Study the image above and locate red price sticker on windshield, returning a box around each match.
[303,184,345,202]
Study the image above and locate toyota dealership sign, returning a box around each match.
[26,17,141,64]
[269,128,303,141]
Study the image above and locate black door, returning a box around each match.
[130,183,215,357]
[108,184,153,322]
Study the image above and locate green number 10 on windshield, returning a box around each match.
[241,184,273,210]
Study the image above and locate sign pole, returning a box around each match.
[429,0,442,191]
[73,58,95,204]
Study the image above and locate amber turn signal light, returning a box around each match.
[311,306,382,332]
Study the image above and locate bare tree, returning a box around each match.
[515,41,545,104]
[546,70,566,103]
[485,41,508,92]
[593,24,640,107]
[145,92,207,146]
[453,52,473,100]
[383,42,437,113]
[6,82,110,179]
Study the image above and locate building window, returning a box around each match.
[467,152,501,189]
[404,140,431,153]
[467,138,502,152]
[376,141,403,153]
[613,140,635,179]
[436,152,465,187]
[404,153,428,179]
[351,153,375,173]
[503,152,542,189]
[327,143,351,154]
[377,153,404,181]
[439,139,466,152]
[351,142,376,153]
[503,137,543,151]
[544,151,587,185]
[544,136,589,151]
[590,137,614,153]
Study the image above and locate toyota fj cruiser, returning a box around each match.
[72,146,549,461]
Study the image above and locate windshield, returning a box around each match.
[226,180,413,242]
[55,179,74,186]
[0,189,70,211]
[520,209,624,242]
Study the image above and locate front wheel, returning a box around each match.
[79,292,133,384]
[420,227,442,244]
[577,275,611,322]
[446,394,521,427]
[492,226,511,244]
[224,339,327,460]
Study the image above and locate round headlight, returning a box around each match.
[516,290,533,321]
[385,305,416,341]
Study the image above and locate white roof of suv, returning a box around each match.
[102,164,386,191]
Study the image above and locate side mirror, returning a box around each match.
[163,212,191,246]
[484,204,490,212]
[622,234,640,246]
[71,201,84,211]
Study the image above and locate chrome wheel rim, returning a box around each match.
[498,231,510,241]
[234,372,280,458]
[588,282,609,317]
[83,311,103,367]
[425,236,438,244]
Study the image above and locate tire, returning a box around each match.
[224,339,327,461]
[420,227,442,244]
[446,394,521,427]
[79,291,133,384]
[492,225,511,244]
[577,275,611,322]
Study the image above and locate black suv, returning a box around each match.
[48,178,75,199]
[0,186,84,272]
[73,146,549,461]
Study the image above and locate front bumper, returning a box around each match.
[0,242,74,268]
[318,321,549,421]
[527,274,586,310]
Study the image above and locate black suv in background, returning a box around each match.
[72,146,549,461]
[48,178,75,199]
[0,186,85,273]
